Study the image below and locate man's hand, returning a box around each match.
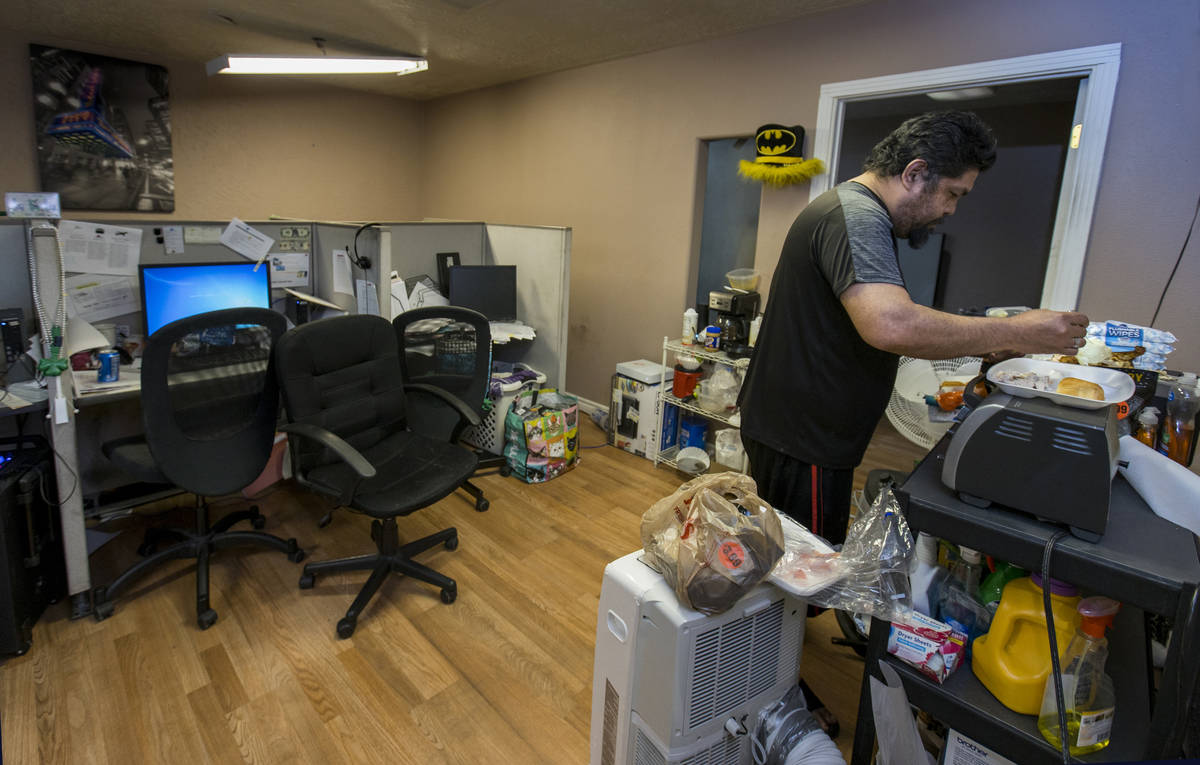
[1007,309,1090,356]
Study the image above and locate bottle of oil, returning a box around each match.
[1037,596,1120,756]
[1161,373,1198,465]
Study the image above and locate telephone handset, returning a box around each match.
[24,221,69,377]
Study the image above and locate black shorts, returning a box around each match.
[740,434,854,546]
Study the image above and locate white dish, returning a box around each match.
[986,358,1134,410]
[675,447,710,474]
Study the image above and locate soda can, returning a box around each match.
[97,349,120,383]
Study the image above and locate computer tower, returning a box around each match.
[0,437,65,656]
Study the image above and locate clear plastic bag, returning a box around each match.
[805,485,914,624]
[640,471,784,615]
[752,685,845,765]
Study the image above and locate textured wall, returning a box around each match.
[421,0,1200,402]
[0,28,426,222]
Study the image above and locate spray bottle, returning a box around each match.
[1037,596,1120,756]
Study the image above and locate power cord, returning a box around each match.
[1040,530,1072,764]
[1150,192,1199,327]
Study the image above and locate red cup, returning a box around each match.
[673,368,702,398]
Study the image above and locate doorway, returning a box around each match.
[810,44,1121,311]
[836,79,1080,312]
[693,136,761,309]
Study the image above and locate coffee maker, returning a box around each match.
[707,288,760,358]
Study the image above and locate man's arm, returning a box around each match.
[841,282,1088,359]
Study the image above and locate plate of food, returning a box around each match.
[987,358,1134,410]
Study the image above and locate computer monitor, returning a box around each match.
[140,261,272,336]
[447,265,517,321]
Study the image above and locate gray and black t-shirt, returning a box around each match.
[739,181,904,468]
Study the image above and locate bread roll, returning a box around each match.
[1056,377,1105,401]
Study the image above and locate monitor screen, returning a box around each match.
[447,265,517,321]
[140,262,272,335]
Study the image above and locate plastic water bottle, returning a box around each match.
[1161,372,1198,465]
[682,308,698,346]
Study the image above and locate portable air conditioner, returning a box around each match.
[589,550,806,765]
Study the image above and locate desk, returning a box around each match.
[850,438,1200,763]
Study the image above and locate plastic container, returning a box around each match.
[972,575,1082,715]
[679,415,708,449]
[725,268,760,291]
[682,308,698,346]
[1038,597,1121,756]
[1135,406,1160,449]
[713,428,746,471]
[978,561,1027,614]
[1161,372,1198,465]
[909,532,950,618]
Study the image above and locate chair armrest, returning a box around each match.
[403,383,483,428]
[278,423,377,479]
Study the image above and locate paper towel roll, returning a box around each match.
[1118,435,1200,536]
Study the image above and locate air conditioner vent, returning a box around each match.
[995,414,1034,442]
[687,600,787,730]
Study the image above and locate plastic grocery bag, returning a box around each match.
[640,471,784,615]
[806,485,914,624]
[870,663,935,765]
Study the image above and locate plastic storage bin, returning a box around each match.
[463,363,546,456]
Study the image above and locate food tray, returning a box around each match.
[986,358,1134,410]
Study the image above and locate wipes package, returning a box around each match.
[887,611,966,683]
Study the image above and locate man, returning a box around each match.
[737,111,1088,734]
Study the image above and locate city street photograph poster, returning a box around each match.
[29,45,174,212]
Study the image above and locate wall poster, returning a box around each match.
[29,45,174,212]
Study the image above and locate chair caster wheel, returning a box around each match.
[440,587,457,604]
[288,548,306,563]
[475,498,489,512]
[252,515,266,529]
[499,464,512,477]
[445,535,459,551]
[198,608,218,630]
[137,542,156,557]
[337,617,356,639]
[298,572,315,589]
[93,596,114,622]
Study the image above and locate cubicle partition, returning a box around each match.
[0,216,570,607]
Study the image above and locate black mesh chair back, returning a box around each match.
[393,306,491,441]
[143,308,285,496]
[93,307,303,630]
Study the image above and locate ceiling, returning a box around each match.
[6,0,869,100]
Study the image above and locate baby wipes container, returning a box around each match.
[971,575,1081,715]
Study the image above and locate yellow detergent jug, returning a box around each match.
[972,575,1081,715]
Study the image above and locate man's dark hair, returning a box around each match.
[862,111,997,180]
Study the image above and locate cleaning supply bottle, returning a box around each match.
[1161,372,1198,465]
[978,560,1027,615]
[909,532,950,618]
[936,546,988,650]
[1135,406,1160,449]
[1037,597,1121,756]
[972,575,1081,714]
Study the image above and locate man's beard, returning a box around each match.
[907,224,933,248]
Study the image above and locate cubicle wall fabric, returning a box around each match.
[503,388,579,483]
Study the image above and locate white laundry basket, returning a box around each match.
[462,364,547,456]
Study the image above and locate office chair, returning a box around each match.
[93,308,304,630]
[393,306,501,512]
[274,313,480,638]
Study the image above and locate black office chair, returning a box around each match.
[393,305,502,512]
[93,308,305,629]
[274,313,480,638]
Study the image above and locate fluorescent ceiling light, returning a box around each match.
[206,55,428,76]
[926,86,995,102]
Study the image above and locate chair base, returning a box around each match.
[92,500,305,630]
[299,517,457,639]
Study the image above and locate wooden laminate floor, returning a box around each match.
[0,418,925,764]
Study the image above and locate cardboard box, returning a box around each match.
[611,361,672,459]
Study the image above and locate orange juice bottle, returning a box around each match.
[972,575,1081,715]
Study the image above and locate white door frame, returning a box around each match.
[810,44,1121,311]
